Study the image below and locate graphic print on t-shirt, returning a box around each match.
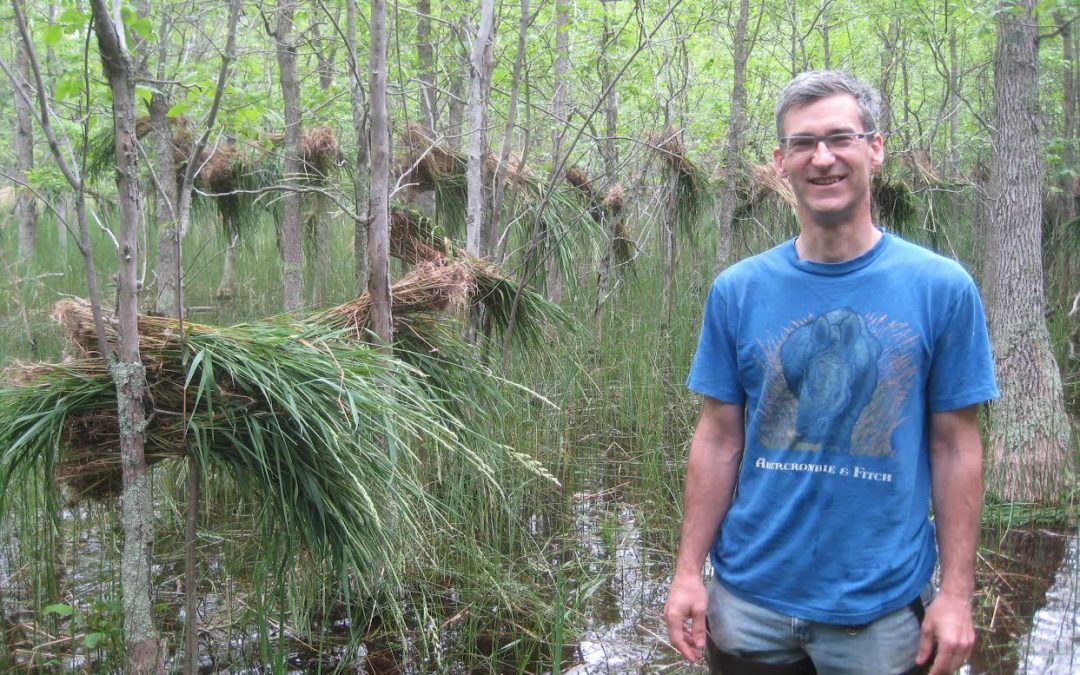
[754,309,918,456]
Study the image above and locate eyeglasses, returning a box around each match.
[780,131,877,155]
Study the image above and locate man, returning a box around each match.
[663,70,998,675]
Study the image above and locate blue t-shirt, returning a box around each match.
[687,232,999,625]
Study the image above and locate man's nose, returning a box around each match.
[811,141,836,165]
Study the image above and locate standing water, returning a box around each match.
[1017,532,1080,674]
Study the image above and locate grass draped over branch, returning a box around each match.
[397,126,602,291]
[86,115,194,182]
[567,168,635,270]
[872,175,918,234]
[647,129,712,241]
[386,205,574,346]
[610,189,638,260]
[0,289,556,588]
[399,124,468,234]
[198,143,283,240]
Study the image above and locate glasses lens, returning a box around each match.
[786,137,817,153]
[826,133,858,150]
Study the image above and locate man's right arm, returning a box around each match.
[663,396,745,663]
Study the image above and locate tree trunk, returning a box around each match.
[878,20,901,141]
[345,0,370,293]
[661,170,679,333]
[947,17,960,178]
[600,1,619,183]
[489,0,528,259]
[713,0,750,274]
[545,0,570,303]
[446,18,469,150]
[149,91,181,317]
[310,8,337,90]
[1057,11,1077,304]
[88,1,164,671]
[591,0,622,320]
[274,0,305,312]
[466,0,495,258]
[368,0,392,344]
[14,27,37,261]
[983,0,1073,505]
[417,0,436,131]
[820,3,830,69]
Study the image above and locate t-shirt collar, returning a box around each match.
[786,231,891,276]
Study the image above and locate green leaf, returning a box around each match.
[43,603,75,617]
[130,18,154,41]
[135,85,153,107]
[83,632,106,649]
[167,101,190,118]
[59,7,87,28]
[43,24,64,47]
[54,74,83,102]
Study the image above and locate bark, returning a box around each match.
[947,19,960,178]
[661,169,679,333]
[593,196,626,331]
[309,197,329,307]
[14,26,37,261]
[149,93,180,317]
[878,20,901,140]
[465,0,495,258]
[217,238,239,300]
[346,0,370,293]
[600,1,618,182]
[88,1,164,670]
[713,0,750,274]
[545,0,570,302]
[983,0,1073,505]
[310,7,338,90]
[446,18,468,149]
[490,0,528,259]
[368,0,393,344]
[820,3,830,69]
[274,0,305,312]
[1058,11,1077,304]
[417,0,436,131]
[592,0,620,321]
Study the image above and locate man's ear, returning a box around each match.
[869,133,885,173]
[772,146,787,178]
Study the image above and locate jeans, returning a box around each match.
[706,576,934,675]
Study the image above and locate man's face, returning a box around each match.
[771,94,884,229]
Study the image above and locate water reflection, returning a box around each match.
[1018,532,1080,674]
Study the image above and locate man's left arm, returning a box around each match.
[916,404,983,675]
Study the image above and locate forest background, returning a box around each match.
[0,0,1078,672]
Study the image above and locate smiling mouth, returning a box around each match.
[808,176,844,185]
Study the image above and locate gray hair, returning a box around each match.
[775,70,882,140]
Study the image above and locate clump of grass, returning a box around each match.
[873,175,917,233]
[386,206,574,345]
[648,128,712,240]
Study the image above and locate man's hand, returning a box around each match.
[915,592,975,675]
[664,574,709,662]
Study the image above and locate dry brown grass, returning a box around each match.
[603,183,625,215]
[300,126,340,177]
[197,145,241,194]
[315,260,474,339]
[748,164,797,210]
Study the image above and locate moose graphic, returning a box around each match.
[779,309,882,453]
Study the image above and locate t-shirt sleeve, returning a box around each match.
[687,279,746,405]
[928,277,1000,412]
